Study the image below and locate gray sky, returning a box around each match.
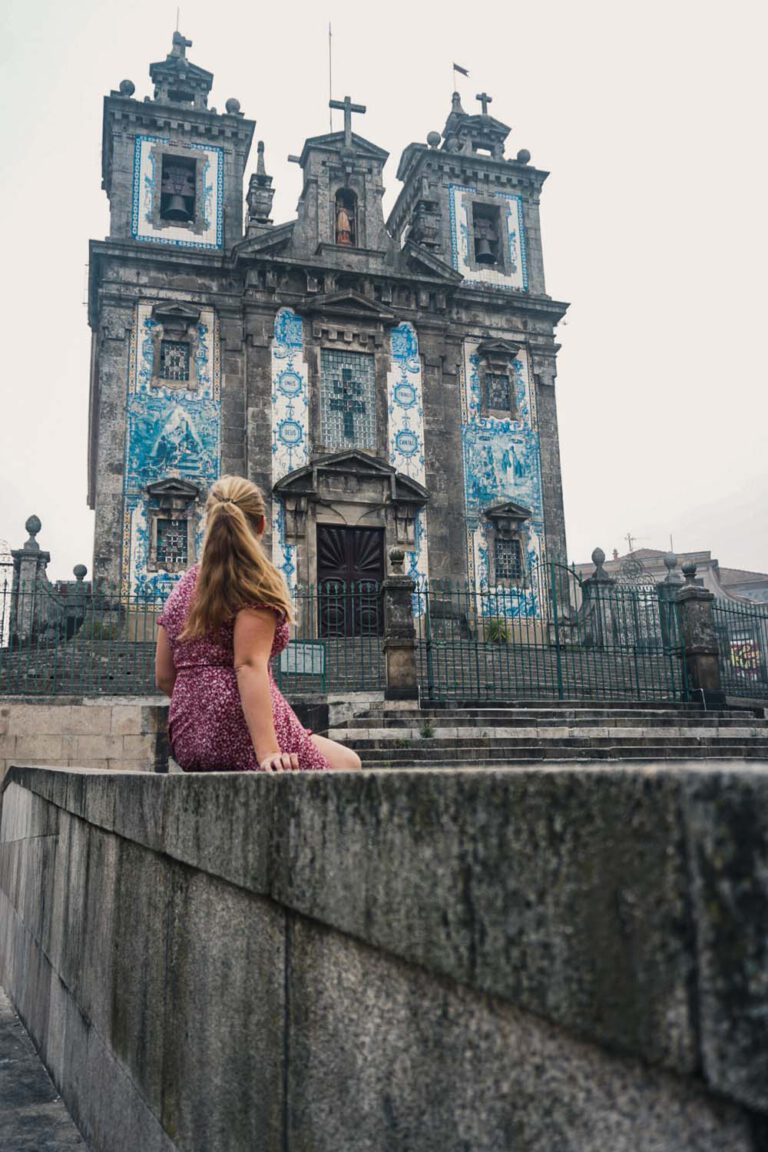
[1,0,766,579]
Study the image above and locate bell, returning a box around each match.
[476,237,496,264]
[164,194,191,221]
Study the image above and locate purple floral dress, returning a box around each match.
[159,565,330,772]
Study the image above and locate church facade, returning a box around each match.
[88,34,569,619]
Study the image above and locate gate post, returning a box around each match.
[676,562,725,706]
[382,547,418,701]
[580,548,615,648]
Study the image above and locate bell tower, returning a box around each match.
[291,96,390,257]
[100,31,254,252]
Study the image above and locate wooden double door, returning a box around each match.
[317,525,384,637]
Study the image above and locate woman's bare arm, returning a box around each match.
[155,626,177,697]
[234,608,298,772]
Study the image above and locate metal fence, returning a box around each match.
[415,565,688,703]
[0,582,386,698]
[713,597,768,699]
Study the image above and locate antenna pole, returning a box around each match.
[328,23,333,131]
[176,7,180,32]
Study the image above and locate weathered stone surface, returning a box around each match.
[0,985,85,1150]
[685,768,768,1112]
[287,918,753,1152]
[2,762,768,1150]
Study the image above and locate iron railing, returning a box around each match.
[713,597,768,699]
[415,566,688,703]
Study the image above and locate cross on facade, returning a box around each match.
[476,92,493,116]
[330,369,366,438]
[329,95,367,146]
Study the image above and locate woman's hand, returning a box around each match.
[259,752,300,772]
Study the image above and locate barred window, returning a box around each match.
[156,518,188,567]
[485,372,511,411]
[320,349,376,449]
[495,537,523,582]
[160,340,190,382]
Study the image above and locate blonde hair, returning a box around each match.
[180,475,293,639]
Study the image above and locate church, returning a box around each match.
[87,32,569,626]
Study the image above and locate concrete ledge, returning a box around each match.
[1,762,767,1150]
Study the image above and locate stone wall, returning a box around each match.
[0,698,169,783]
[1,763,767,1151]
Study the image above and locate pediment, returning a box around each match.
[477,338,522,359]
[274,451,428,506]
[299,290,397,324]
[401,240,463,283]
[484,500,532,522]
[235,221,295,258]
[300,131,389,165]
[146,477,201,500]
[151,302,201,326]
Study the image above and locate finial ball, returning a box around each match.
[73,564,87,582]
[225,97,241,114]
[119,79,135,97]
[25,515,41,538]
[426,131,441,149]
[516,148,531,164]
[664,552,678,571]
[591,547,606,567]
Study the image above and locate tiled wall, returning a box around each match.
[387,323,429,583]
[123,303,220,597]
[131,135,224,249]
[461,341,544,616]
[271,309,310,594]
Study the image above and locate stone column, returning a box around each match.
[382,547,418,701]
[580,548,615,649]
[10,516,50,643]
[676,562,725,705]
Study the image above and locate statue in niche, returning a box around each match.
[335,189,356,246]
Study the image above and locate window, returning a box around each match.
[155,518,189,567]
[485,372,511,412]
[335,188,357,246]
[472,203,502,265]
[160,155,197,223]
[320,349,376,449]
[495,538,523,582]
[159,340,190,382]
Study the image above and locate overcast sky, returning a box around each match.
[1,0,766,579]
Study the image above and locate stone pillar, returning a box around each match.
[10,516,50,643]
[580,548,615,649]
[676,561,725,705]
[382,547,418,701]
[656,552,682,648]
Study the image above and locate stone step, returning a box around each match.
[335,713,768,731]
[353,738,768,761]
[329,725,768,744]
[359,745,768,766]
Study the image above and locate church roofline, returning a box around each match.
[298,130,389,166]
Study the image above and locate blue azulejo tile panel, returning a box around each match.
[448,183,528,293]
[122,303,221,597]
[387,323,429,585]
[461,340,544,616]
[271,308,310,595]
[131,135,224,249]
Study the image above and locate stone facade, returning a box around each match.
[88,35,569,609]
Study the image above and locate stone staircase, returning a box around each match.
[327,700,768,767]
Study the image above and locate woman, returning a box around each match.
[155,476,361,773]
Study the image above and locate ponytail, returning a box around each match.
[179,476,293,639]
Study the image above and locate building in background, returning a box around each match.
[88,33,569,626]
[573,548,768,605]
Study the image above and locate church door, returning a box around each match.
[317,525,384,637]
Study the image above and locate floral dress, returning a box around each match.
[159,565,330,772]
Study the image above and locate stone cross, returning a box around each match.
[330,369,366,438]
[476,92,493,116]
[329,95,366,145]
